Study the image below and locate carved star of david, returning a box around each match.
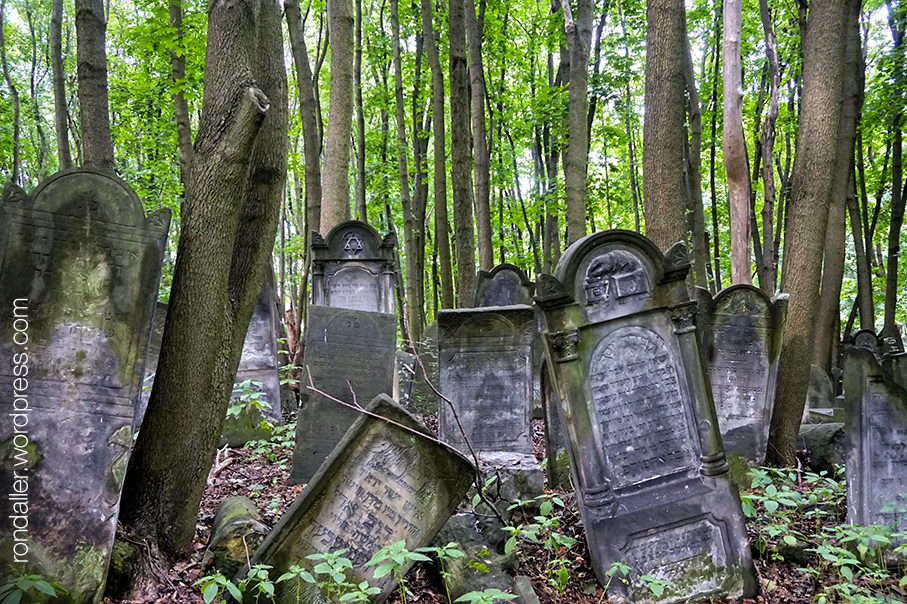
[342,232,364,254]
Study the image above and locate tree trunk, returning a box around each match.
[170,0,194,192]
[682,31,708,290]
[708,0,722,290]
[812,2,863,371]
[51,0,72,170]
[722,0,751,284]
[422,0,454,309]
[757,0,779,295]
[450,0,476,306]
[411,39,429,342]
[119,0,286,588]
[1,0,21,184]
[321,0,355,232]
[883,125,905,347]
[465,0,493,270]
[75,0,114,172]
[560,0,593,245]
[848,192,874,330]
[766,0,853,467]
[285,0,324,236]
[355,0,366,222]
[642,0,687,252]
[22,0,47,181]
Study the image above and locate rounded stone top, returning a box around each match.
[29,168,147,227]
[314,220,396,260]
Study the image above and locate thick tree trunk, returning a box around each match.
[465,0,493,270]
[560,0,593,245]
[450,0,476,306]
[722,0,751,284]
[767,0,853,467]
[321,0,355,232]
[170,0,194,192]
[51,0,72,170]
[643,0,687,252]
[422,0,454,309]
[75,0,114,171]
[1,0,21,184]
[285,0,323,236]
[813,3,863,371]
[119,0,287,577]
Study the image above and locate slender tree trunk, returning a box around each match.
[170,0,194,192]
[321,0,355,232]
[848,190,874,330]
[450,0,476,306]
[757,0,779,295]
[75,0,114,171]
[683,32,708,289]
[813,2,863,371]
[618,0,641,233]
[411,42,429,342]
[2,0,21,184]
[708,0,722,290]
[767,0,854,467]
[286,0,323,236]
[560,0,593,245]
[465,0,493,270]
[643,0,687,252]
[355,0,366,222]
[423,0,453,309]
[119,0,287,586]
[51,0,72,170]
[21,0,47,181]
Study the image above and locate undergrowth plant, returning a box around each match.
[366,540,432,604]
[0,573,67,604]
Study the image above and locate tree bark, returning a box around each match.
[757,0,779,295]
[321,0,355,232]
[119,0,287,575]
[722,0,751,284]
[285,0,324,236]
[618,0,641,233]
[560,0,593,245]
[682,31,708,290]
[708,0,722,290]
[170,0,194,192]
[51,0,72,170]
[643,0,687,252]
[75,0,114,172]
[767,0,854,467]
[1,0,21,184]
[355,0,366,222]
[450,0,476,306]
[465,0,493,270]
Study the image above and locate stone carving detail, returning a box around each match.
[583,250,648,310]
[342,231,364,254]
[548,329,581,363]
[670,303,698,334]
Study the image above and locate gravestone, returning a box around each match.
[311,220,396,314]
[843,341,907,539]
[540,359,572,490]
[290,305,397,485]
[438,306,535,456]
[697,285,787,462]
[246,394,474,604]
[0,170,170,600]
[136,300,167,424]
[473,263,534,308]
[535,230,756,602]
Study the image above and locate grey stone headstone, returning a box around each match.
[311,220,396,314]
[0,170,170,600]
[473,263,535,308]
[290,306,397,484]
[535,230,756,601]
[136,300,167,425]
[438,305,535,456]
[698,285,788,462]
[540,359,572,490]
[246,394,474,604]
[844,343,907,540]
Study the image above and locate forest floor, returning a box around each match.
[104,413,907,604]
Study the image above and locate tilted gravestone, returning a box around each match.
[311,220,396,314]
[291,305,397,485]
[540,358,572,490]
[136,300,167,424]
[697,285,787,462]
[535,230,756,602]
[0,170,169,600]
[843,341,907,539]
[246,394,474,604]
[438,306,535,456]
[473,263,535,308]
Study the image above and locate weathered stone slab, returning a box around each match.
[290,306,397,484]
[246,394,474,604]
[311,220,396,314]
[535,230,756,602]
[697,285,787,462]
[0,170,170,600]
[473,263,535,308]
[136,301,167,425]
[438,306,535,456]
[540,359,572,490]
[844,343,907,540]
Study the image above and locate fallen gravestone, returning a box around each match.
[0,170,170,599]
[438,305,535,456]
[473,263,535,308]
[244,394,474,604]
[697,284,787,462]
[535,230,756,602]
[311,220,396,314]
[843,340,907,539]
[290,305,397,485]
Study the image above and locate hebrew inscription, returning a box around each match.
[866,382,907,533]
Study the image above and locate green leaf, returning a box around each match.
[540,500,552,516]
[409,552,432,562]
[783,535,797,546]
[764,500,779,514]
[226,581,243,601]
[202,582,219,604]
[504,535,517,554]
[373,564,391,579]
[1,591,23,604]
[33,581,57,596]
